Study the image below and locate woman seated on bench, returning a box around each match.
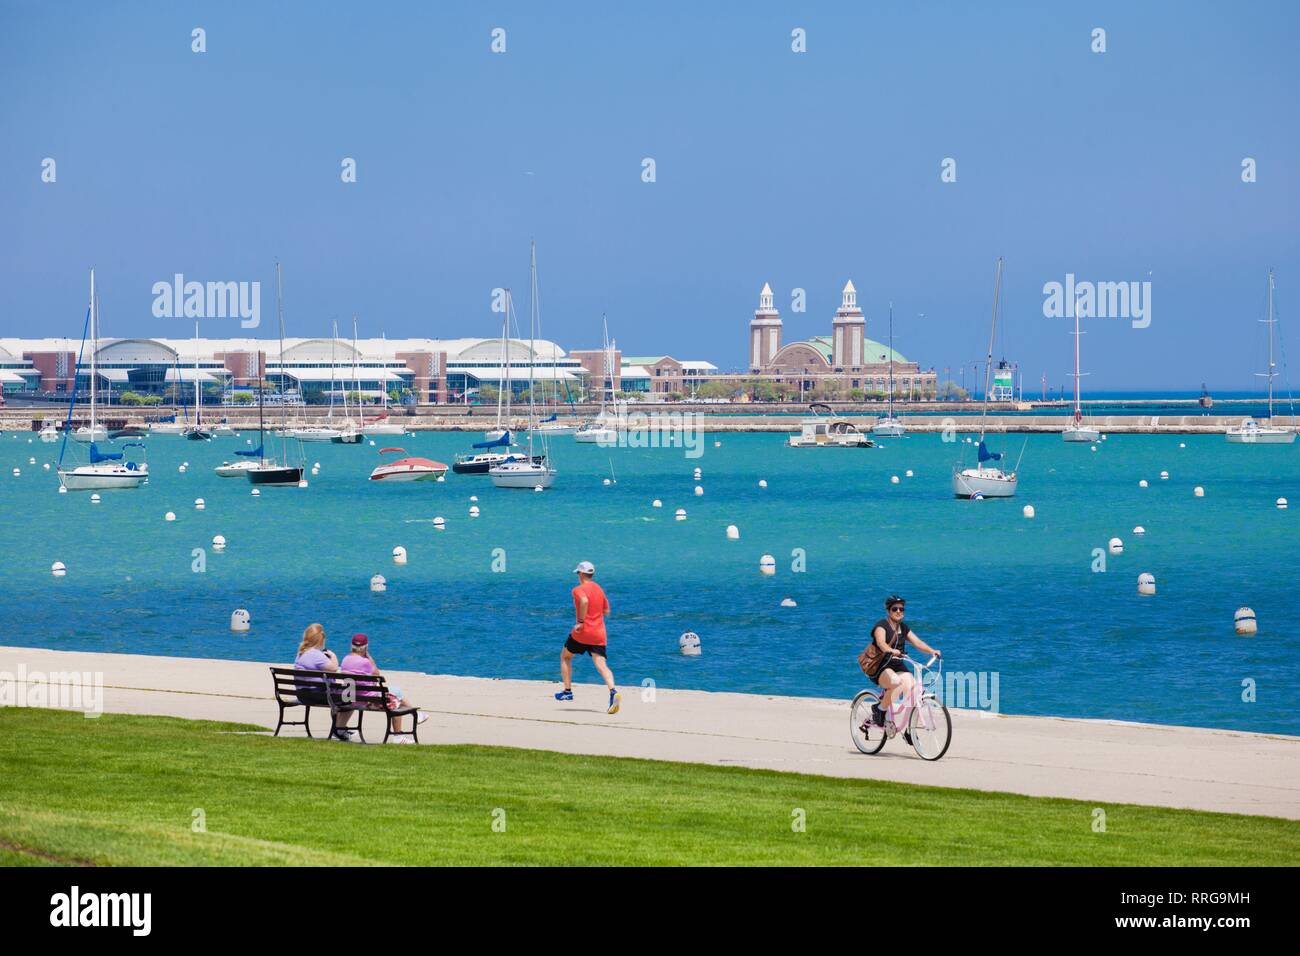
[294,623,356,742]
[339,633,427,744]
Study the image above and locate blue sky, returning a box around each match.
[1,0,1297,390]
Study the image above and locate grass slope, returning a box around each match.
[1,709,1296,866]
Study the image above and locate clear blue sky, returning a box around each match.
[2,1,1297,390]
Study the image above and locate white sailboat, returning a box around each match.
[1062,292,1100,442]
[492,242,557,489]
[38,421,60,442]
[247,262,307,486]
[58,270,149,490]
[363,332,406,436]
[331,318,363,443]
[574,315,619,444]
[1226,270,1295,444]
[149,348,187,434]
[872,302,906,437]
[952,257,1018,499]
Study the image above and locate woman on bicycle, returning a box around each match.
[869,595,940,727]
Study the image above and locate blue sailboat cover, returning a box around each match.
[235,445,263,458]
[977,440,1002,463]
[88,442,122,463]
[472,431,511,449]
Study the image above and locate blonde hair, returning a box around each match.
[297,623,325,656]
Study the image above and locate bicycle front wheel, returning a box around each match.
[850,690,886,754]
[909,696,952,761]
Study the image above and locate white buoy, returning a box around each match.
[759,554,776,576]
[230,608,250,632]
[433,516,445,529]
[165,511,176,522]
[1277,498,1289,510]
[1133,525,1145,535]
[182,461,189,468]
[178,465,187,473]
[1194,486,1204,497]
[694,485,703,496]
[436,474,445,482]
[714,440,721,447]
[1234,607,1257,636]
[469,505,480,517]
[1137,572,1156,596]
[392,546,407,565]
[1139,479,1148,488]
[780,597,797,607]
[693,468,702,478]
[311,467,319,476]
[675,508,687,521]
[603,478,611,486]
[298,479,308,488]
[758,479,767,489]
[470,495,478,502]
[1160,471,1169,480]
[1022,505,1035,518]
[250,488,260,497]
[370,574,387,593]
[212,535,226,551]
[652,499,662,508]
[1090,445,1097,452]
[726,524,740,539]
[43,463,50,471]
[58,485,67,494]
[890,475,900,484]
[11,468,19,476]
[679,631,701,656]
[534,485,543,492]
[1179,442,1186,449]
[51,561,66,577]
[1108,537,1123,555]
[27,457,35,465]
[905,470,913,478]
[314,462,321,469]
[194,498,205,511]
[90,493,101,504]
[369,440,376,447]
[1101,435,1108,441]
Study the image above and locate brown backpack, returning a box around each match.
[858,620,907,678]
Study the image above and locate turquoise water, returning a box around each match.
[2,428,1297,734]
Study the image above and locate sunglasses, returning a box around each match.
[889,606,904,613]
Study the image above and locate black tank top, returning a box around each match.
[874,618,910,652]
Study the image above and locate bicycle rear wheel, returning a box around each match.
[908,696,952,761]
[850,690,886,754]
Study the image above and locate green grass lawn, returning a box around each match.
[1,709,1296,866]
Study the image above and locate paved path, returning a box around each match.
[3,645,1298,819]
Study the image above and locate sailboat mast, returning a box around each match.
[527,242,537,457]
[276,261,288,462]
[887,302,895,419]
[496,296,509,429]
[1073,295,1082,423]
[89,269,97,436]
[981,257,1003,440]
[1267,269,1276,420]
[352,316,360,423]
[194,320,202,427]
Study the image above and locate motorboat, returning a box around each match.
[787,404,874,447]
[369,447,448,482]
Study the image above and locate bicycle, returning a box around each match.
[849,652,952,760]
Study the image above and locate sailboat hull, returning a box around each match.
[215,460,260,477]
[574,427,618,444]
[489,462,556,488]
[1225,428,1295,444]
[1062,426,1100,442]
[58,465,149,490]
[363,423,406,436]
[247,466,304,486]
[453,453,543,475]
[149,423,186,435]
[871,419,906,437]
[952,467,1018,499]
[532,424,578,436]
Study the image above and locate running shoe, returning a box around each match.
[607,689,621,714]
[554,689,574,702]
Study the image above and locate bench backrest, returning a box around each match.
[269,667,389,706]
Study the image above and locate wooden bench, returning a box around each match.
[269,667,420,744]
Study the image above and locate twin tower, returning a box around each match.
[748,281,867,372]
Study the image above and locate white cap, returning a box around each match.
[573,561,595,575]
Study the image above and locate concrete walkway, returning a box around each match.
[3,645,1298,820]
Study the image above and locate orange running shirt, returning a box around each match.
[571,580,609,645]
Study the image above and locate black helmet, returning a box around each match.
[884,595,905,609]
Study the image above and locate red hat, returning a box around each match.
[351,633,369,646]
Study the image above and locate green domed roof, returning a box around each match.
[806,336,908,365]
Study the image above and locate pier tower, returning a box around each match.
[831,280,865,370]
[749,283,782,372]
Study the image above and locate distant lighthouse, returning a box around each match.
[749,282,782,372]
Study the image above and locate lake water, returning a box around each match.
[3,426,1297,734]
